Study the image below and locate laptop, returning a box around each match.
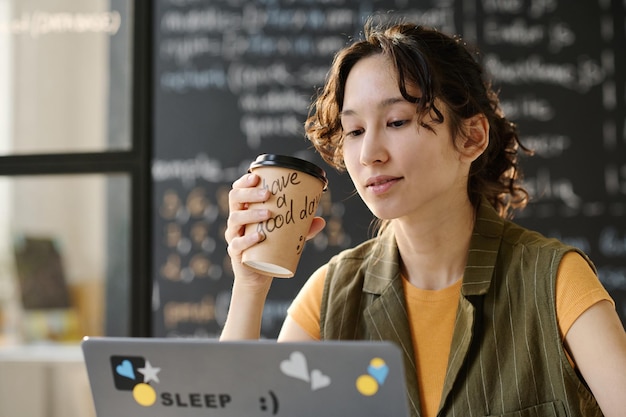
[81,337,410,417]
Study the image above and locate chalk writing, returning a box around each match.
[597,267,626,291]
[484,54,575,88]
[500,96,555,121]
[523,168,582,209]
[599,227,626,257]
[520,134,570,158]
[163,296,215,329]
[160,68,227,92]
[528,0,557,18]
[482,0,524,14]
[152,0,626,336]
[603,121,617,149]
[483,18,575,52]
[152,155,251,186]
[483,18,545,46]
[227,63,294,93]
[605,164,626,195]
[239,89,310,114]
[160,8,244,33]
[240,114,303,148]
[159,36,223,64]
[548,22,575,52]
[390,8,455,33]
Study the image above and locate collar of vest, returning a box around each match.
[361,196,503,297]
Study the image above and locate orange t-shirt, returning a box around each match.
[287,251,614,417]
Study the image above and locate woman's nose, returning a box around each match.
[359,130,388,166]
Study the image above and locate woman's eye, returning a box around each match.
[346,128,364,137]
[389,120,407,128]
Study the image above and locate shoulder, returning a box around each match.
[501,218,561,248]
[474,196,575,260]
[499,218,582,262]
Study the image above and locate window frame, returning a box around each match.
[0,0,153,337]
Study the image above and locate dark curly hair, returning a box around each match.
[305,18,530,219]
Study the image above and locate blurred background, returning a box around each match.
[0,0,624,416]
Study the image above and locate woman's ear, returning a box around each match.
[457,114,489,163]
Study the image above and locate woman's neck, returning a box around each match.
[392,198,476,290]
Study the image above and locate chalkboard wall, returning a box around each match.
[151,0,626,337]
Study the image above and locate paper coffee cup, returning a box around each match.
[242,154,328,278]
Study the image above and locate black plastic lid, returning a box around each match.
[249,154,328,190]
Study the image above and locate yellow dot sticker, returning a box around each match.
[356,374,379,396]
[133,383,157,406]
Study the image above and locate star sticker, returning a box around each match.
[137,360,161,383]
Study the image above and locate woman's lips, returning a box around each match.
[366,176,401,195]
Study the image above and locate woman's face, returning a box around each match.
[340,53,471,221]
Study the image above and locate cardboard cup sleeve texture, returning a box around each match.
[242,154,328,278]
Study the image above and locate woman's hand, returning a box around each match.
[225,172,326,286]
[220,172,326,340]
[224,173,274,290]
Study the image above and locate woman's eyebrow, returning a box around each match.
[379,96,407,108]
[340,96,407,118]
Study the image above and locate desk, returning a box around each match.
[0,345,96,417]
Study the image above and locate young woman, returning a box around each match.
[221,19,626,417]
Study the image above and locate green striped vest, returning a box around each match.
[319,197,603,417]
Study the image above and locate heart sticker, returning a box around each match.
[116,359,135,380]
[310,369,331,391]
[280,351,310,382]
[367,362,389,384]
